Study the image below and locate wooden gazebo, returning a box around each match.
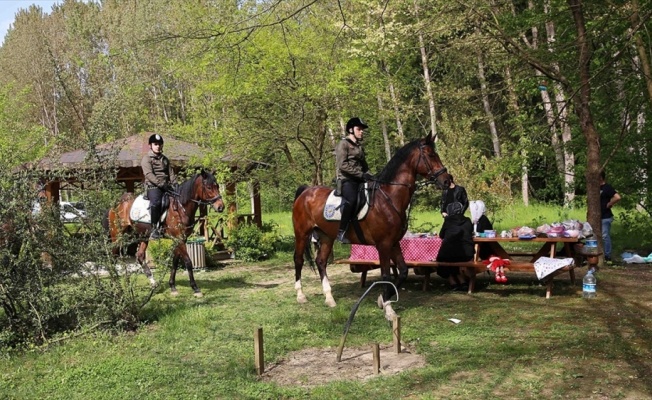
[32,132,265,240]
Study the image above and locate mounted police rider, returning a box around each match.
[335,117,374,244]
[141,133,176,240]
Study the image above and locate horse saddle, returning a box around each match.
[323,182,370,221]
[129,194,170,224]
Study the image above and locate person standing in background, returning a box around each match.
[440,175,469,218]
[600,170,621,262]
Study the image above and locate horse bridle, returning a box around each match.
[371,144,448,218]
[192,177,223,206]
[418,144,448,184]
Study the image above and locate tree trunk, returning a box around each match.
[567,0,602,253]
[477,52,500,157]
[414,0,437,138]
[377,93,392,162]
[504,65,529,206]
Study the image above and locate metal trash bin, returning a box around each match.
[187,237,206,268]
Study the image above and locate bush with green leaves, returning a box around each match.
[225,222,279,262]
[0,169,155,349]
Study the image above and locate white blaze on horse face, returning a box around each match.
[322,276,336,308]
[295,279,307,303]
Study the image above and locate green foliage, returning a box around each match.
[225,222,279,262]
[0,168,153,348]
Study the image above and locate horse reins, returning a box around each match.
[165,178,222,228]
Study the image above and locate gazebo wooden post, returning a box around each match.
[45,181,60,204]
[252,180,262,228]
[226,180,237,231]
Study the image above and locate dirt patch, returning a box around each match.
[261,344,427,388]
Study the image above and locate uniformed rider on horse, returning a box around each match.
[335,117,374,244]
[141,133,176,239]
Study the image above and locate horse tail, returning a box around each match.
[294,185,309,201]
[304,232,317,274]
[101,209,110,237]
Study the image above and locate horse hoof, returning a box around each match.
[193,292,203,298]
[171,290,179,297]
[297,294,308,304]
[377,294,385,309]
[325,298,337,308]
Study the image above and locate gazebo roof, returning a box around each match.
[34,132,210,170]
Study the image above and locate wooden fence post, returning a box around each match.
[372,343,380,374]
[254,327,264,375]
[393,316,401,354]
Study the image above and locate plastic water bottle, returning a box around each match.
[582,268,596,298]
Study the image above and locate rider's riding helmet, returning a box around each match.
[346,117,369,134]
[148,133,164,145]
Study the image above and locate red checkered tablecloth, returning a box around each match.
[349,237,442,262]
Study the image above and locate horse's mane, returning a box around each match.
[376,139,423,182]
[177,172,217,204]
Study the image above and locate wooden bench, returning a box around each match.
[334,258,579,299]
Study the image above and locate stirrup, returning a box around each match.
[337,230,350,244]
[149,228,162,240]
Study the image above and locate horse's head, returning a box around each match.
[417,132,451,190]
[197,170,225,213]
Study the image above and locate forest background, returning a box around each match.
[1,0,652,349]
[2,0,652,231]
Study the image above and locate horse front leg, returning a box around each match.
[169,253,179,296]
[178,243,203,298]
[375,250,397,321]
[377,245,407,321]
[316,240,336,307]
[136,242,156,287]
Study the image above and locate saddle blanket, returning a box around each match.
[323,183,370,221]
[130,195,152,224]
[129,195,168,224]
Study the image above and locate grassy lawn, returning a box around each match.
[2,252,652,399]
[3,204,650,399]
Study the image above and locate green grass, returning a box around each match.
[2,204,647,400]
[2,258,651,399]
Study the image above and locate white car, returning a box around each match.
[60,201,86,222]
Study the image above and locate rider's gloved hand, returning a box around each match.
[362,172,374,181]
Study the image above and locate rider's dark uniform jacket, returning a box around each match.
[335,138,369,181]
[141,150,176,189]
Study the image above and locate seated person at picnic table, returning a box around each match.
[470,200,494,260]
[436,202,475,291]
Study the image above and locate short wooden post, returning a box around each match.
[372,343,380,374]
[393,316,401,354]
[254,327,264,375]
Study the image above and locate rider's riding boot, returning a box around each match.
[338,200,353,244]
[149,206,162,240]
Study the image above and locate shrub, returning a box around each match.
[225,222,278,262]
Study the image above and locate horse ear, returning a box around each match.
[425,131,434,144]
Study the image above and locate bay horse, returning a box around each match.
[106,170,224,297]
[292,133,450,320]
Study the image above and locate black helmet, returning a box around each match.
[148,133,164,144]
[346,117,368,133]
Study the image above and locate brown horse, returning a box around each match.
[107,170,224,297]
[292,133,450,319]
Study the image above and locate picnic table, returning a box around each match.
[335,235,599,298]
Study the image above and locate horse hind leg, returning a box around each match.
[316,238,336,308]
[294,234,309,304]
[136,242,156,287]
